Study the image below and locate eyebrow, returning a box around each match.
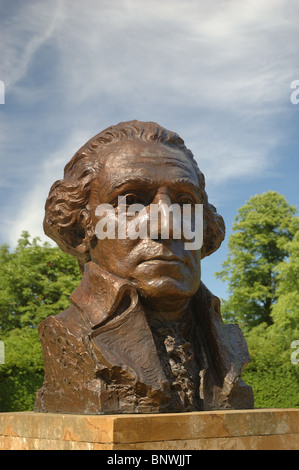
[108,177,201,195]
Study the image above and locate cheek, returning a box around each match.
[184,251,201,284]
[90,238,139,273]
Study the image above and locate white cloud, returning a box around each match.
[3,128,92,247]
[45,0,298,108]
[1,0,299,246]
[0,0,61,88]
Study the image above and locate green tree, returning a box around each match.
[0,232,81,411]
[243,231,299,408]
[271,231,299,332]
[216,191,299,330]
[242,321,299,408]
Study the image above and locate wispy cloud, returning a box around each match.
[1,0,298,246]
[0,0,61,88]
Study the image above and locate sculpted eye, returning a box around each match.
[175,194,196,206]
[118,193,145,207]
[127,194,143,205]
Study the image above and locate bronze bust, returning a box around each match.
[35,120,254,414]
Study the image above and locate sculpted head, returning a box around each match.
[44,120,225,305]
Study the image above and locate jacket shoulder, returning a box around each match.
[38,304,85,337]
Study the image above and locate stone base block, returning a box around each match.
[0,409,298,450]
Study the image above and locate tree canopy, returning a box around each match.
[216,191,299,329]
[215,191,299,408]
[0,232,81,411]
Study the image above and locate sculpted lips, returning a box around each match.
[137,248,184,265]
[143,255,182,263]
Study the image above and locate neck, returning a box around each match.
[141,296,191,327]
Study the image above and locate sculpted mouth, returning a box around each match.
[149,256,181,262]
[135,244,185,266]
[139,254,183,264]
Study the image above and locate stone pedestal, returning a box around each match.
[0,409,298,450]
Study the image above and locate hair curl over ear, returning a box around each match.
[44,120,225,266]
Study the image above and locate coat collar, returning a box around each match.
[70,261,138,329]
[70,261,169,392]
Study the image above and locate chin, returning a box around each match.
[134,276,198,301]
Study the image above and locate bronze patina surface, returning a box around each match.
[35,120,254,414]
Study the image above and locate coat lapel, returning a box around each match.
[70,262,168,392]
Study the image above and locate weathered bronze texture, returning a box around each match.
[35,120,254,414]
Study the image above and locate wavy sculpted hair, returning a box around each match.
[44,120,225,271]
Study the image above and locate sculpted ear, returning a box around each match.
[201,203,225,259]
[76,209,96,255]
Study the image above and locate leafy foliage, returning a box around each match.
[242,321,299,408]
[216,191,299,408]
[0,232,81,411]
[216,191,299,330]
[271,231,299,331]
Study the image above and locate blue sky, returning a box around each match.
[0,0,298,300]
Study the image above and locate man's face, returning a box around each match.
[87,140,201,302]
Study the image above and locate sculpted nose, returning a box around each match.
[149,193,175,240]
[152,190,172,207]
